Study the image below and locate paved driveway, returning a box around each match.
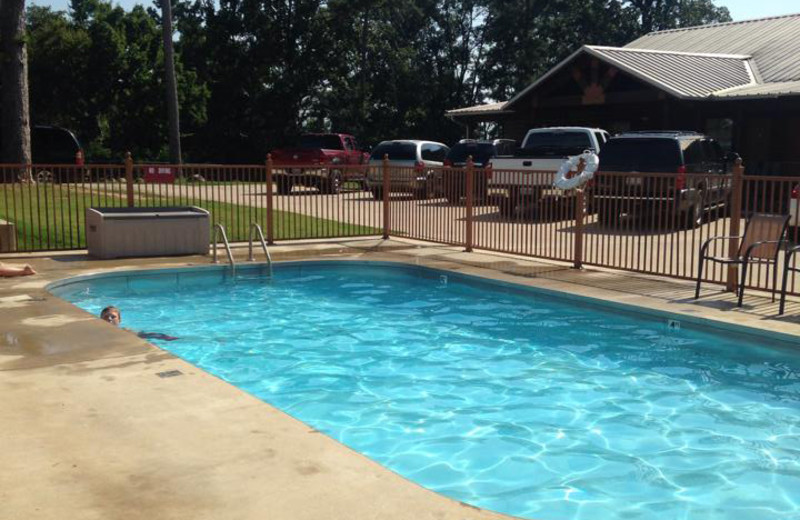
[127,182,787,292]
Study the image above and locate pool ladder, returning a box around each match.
[212,223,235,273]
[248,223,273,275]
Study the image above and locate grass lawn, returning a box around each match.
[0,184,380,251]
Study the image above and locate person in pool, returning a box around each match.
[100,306,178,341]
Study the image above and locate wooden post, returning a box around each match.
[382,154,390,240]
[726,158,745,292]
[124,152,134,207]
[266,154,275,245]
[465,156,474,252]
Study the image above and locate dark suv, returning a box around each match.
[593,131,737,228]
[441,138,516,204]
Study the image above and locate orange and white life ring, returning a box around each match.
[553,151,599,190]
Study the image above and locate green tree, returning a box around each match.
[26,0,208,161]
[625,0,731,34]
[175,0,329,162]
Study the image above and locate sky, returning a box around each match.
[27,0,800,22]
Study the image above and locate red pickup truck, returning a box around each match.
[270,133,369,194]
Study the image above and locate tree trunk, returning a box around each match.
[0,0,33,177]
[161,0,182,164]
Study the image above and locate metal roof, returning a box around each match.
[586,46,755,98]
[445,102,511,117]
[625,13,800,83]
[712,80,800,99]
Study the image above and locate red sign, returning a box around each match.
[144,166,176,184]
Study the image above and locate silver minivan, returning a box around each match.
[366,140,450,199]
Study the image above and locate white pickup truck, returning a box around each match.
[489,127,609,217]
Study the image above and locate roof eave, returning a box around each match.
[505,45,706,109]
[504,46,590,110]
[446,110,514,118]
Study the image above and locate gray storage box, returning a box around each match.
[86,207,210,259]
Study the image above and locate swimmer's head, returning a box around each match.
[100,306,121,326]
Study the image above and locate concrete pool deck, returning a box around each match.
[2,238,800,520]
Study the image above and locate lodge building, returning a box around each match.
[447,13,800,175]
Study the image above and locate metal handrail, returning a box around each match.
[248,223,273,272]
[212,223,235,271]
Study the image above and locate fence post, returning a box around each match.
[574,188,585,269]
[382,154,390,240]
[726,158,745,292]
[125,152,134,207]
[266,154,275,245]
[465,156,474,252]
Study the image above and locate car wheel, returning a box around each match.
[276,177,293,195]
[322,171,342,194]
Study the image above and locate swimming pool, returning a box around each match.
[51,261,800,520]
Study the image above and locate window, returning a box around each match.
[421,144,436,162]
[495,140,517,155]
[370,142,416,161]
[430,144,449,162]
[593,132,607,151]
[343,137,354,151]
[599,139,681,172]
[447,143,496,164]
[682,140,705,166]
[298,135,344,150]
[520,131,591,156]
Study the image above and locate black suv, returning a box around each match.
[593,131,737,228]
[441,139,516,204]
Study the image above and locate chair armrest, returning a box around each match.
[743,240,783,260]
[785,244,800,263]
[700,235,743,256]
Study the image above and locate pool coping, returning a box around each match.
[3,239,800,520]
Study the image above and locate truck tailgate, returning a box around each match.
[489,157,563,187]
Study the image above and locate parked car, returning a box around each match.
[365,140,450,199]
[593,131,737,228]
[441,139,516,204]
[488,127,609,217]
[270,133,369,194]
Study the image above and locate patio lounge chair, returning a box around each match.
[695,213,790,306]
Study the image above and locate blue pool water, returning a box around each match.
[52,262,800,520]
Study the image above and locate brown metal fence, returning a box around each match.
[2,156,800,297]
